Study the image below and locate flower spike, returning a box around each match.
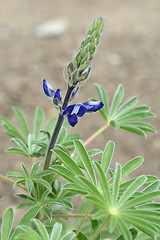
[65,16,105,87]
[62,101,104,127]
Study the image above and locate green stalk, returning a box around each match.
[43,85,74,170]
[90,216,110,240]
[73,205,93,240]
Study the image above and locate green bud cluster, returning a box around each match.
[65,16,105,87]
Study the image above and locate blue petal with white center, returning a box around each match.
[43,79,62,108]
[83,101,104,112]
[43,79,55,97]
[62,101,104,127]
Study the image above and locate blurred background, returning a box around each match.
[0,0,160,224]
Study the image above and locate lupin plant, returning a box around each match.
[0,16,160,240]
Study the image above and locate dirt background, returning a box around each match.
[0,0,160,226]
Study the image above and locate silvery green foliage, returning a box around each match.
[66,16,105,87]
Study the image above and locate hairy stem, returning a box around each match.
[0,174,27,191]
[43,85,74,170]
[90,215,110,240]
[73,205,93,240]
[84,122,109,147]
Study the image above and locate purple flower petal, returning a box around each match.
[82,101,104,112]
[68,114,78,127]
[43,79,55,97]
[77,105,86,117]
[54,89,62,101]
[62,105,75,116]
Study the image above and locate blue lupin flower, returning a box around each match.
[43,79,62,107]
[62,101,104,127]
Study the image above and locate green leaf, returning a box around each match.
[95,83,109,121]
[34,107,44,139]
[92,209,109,220]
[115,105,150,120]
[30,161,42,177]
[42,206,52,221]
[91,219,100,240]
[121,215,159,238]
[0,117,27,144]
[117,175,147,208]
[27,134,35,155]
[35,170,53,178]
[32,219,49,240]
[50,166,76,183]
[113,96,138,118]
[108,215,117,233]
[73,231,88,240]
[10,206,41,239]
[101,141,115,175]
[11,138,29,153]
[17,202,36,209]
[112,163,122,206]
[121,191,160,210]
[25,179,34,193]
[32,178,52,191]
[21,163,29,177]
[121,210,160,225]
[136,203,160,211]
[117,218,132,240]
[116,112,154,123]
[63,183,88,195]
[122,156,144,178]
[120,125,146,137]
[52,149,85,177]
[78,176,105,204]
[120,175,159,191]
[17,225,41,240]
[45,117,57,133]
[142,181,160,193]
[50,222,62,240]
[16,194,34,202]
[88,149,102,157]
[94,162,112,207]
[6,147,30,158]
[135,122,157,132]
[109,84,124,118]
[74,140,96,185]
[61,232,76,240]
[1,208,14,240]
[7,171,24,178]
[65,133,80,141]
[12,107,29,137]
[57,127,67,144]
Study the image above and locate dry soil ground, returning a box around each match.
[0,0,160,227]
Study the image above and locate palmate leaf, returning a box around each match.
[95,84,156,137]
[1,107,80,158]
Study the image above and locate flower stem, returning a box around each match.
[43,85,74,170]
[0,174,27,191]
[73,205,93,240]
[84,122,109,147]
[52,213,93,218]
[90,215,110,240]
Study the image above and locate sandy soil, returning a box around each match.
[0,0,160,226]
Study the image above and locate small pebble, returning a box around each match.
[34,19,68,38]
